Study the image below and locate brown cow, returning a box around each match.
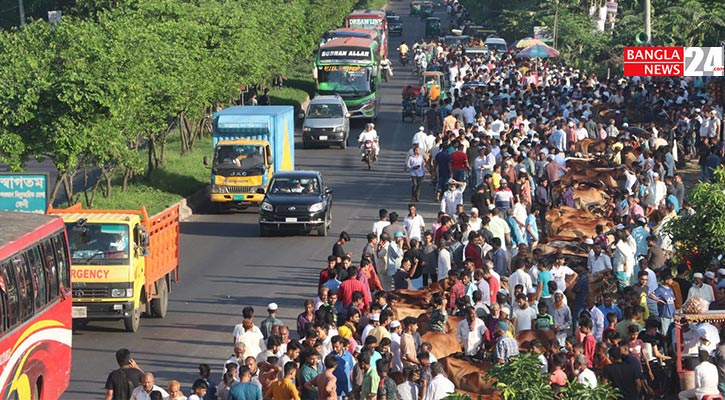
[420,331,462,359]
[514,329,557,352]
[439,356,497,396]
[417,313,462,335]
[392,304,429,321]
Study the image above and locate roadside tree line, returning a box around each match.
[0,0,367,205]
[460,0,725,73]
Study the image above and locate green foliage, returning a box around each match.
[485,353,617,400]
[665,167,725,268]
[459,0,725,74]
[1,0,372,206]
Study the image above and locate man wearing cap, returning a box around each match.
[688,272,715,303]
[494,321,519,364]
[717,269,725,290]
[260,303,283,340]
[643,172,666,215]
[440,178,464,216]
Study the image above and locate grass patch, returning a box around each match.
[360,0,387,9]
[89,133,212,215]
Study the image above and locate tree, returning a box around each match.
[485,353,617,400]
[665,167,725,271]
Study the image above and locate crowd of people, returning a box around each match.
[100,0,725,399]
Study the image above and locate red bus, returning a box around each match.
[344,9,388,58]
[0,211,72,400]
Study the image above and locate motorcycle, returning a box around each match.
[399,51,409,66]
[361,140,377,170]
[381,63,391,82]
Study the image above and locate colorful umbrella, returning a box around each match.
[515,44,560,59]
[511,38,545,49]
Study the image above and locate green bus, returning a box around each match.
[314,37,381,120]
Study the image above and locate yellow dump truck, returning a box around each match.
[48,204,180,332]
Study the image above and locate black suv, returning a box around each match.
[386,15,403,36]
[258,171,333,236]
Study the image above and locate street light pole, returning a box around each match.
[553,0,560,49]
[644,0,651,44]
[18,0,26,26]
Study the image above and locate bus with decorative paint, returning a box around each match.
[0,211,72,400]
[314,37,381,120]
[344,9,388,58]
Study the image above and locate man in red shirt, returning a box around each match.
[337,265,371,311]
[318,255,338,288]
[451,142,470,185]
[464,232,485,269]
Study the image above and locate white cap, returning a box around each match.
[370,313,380,321]
[355,344,364,353]
[419,126,425,131]
[705,271,715,280]
[500,306,510,315]
[527,288,537,294]
[584,238,594,245]
[717,268,725,276]
[615,224,625,230]
[488,204,496,210]
[695,108,701,112]
[638,217,648,224]
[389,320,401,329]
[268,302,278,311]
[653,172,659,178]
[693,272,704,279]
[471,207,479,214]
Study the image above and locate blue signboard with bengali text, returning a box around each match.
[0,173,49,214]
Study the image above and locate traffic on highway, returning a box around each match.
[1,0,724,399]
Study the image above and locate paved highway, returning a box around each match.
[65,2,450,398]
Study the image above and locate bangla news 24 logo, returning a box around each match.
[623,47,724,77]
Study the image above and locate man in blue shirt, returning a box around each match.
[227,366,262,400]
[549,123,567,152]
[649,271,676,335]
[330,336,354,398]
[598,293,623,321]
[434,146,452,201]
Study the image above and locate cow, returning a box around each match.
[421,331,462,359]
[392,304,429,320]
[417,313,462,335]
[514,329,557,352]
[439,356,498,396]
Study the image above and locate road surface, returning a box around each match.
[65,2,449,398]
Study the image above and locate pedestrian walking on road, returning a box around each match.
[407,146,425,202]
[104,348,145,400]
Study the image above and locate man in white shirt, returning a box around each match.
[687,273,715,302]
[412,126,428,151]
[437,240,451,281]
[573,355,598,388]
[551,255,577,293]
[456,307,488,356]
[677,350,719,400]
[372,209,390,241]
[468,207,482,231]
[358,123,379,158]
[588,243,612,274]
[403,203,426,241]
[643,172,667,211]
[130,373,169,400]
[424,362,456,400]
[508,258,533,294]
[440,179,464,216]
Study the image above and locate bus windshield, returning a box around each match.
[317,66,371,95]
[66,223,130,263]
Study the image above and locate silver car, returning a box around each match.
[300,95,350,149]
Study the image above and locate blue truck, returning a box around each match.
[204,106,295,210]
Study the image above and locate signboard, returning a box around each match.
[0,173,49,213]
[319,48,372,63]
[321,65,366,72]
[624,47,724,77]
[348,18,381,29]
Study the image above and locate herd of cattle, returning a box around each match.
[386,143,633,397]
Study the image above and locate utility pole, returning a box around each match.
[18,0,25,26]
[553,0,560,49]
[644,0,651,44]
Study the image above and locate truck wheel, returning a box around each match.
[340,138,347,150]
[124,306,141,332]
[150,279,169,318]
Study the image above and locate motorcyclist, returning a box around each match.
[358,123,380,160]
[379,57,393,81]
[398,41,409,56]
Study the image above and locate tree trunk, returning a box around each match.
[160,124,172,164]
[178,112,189,155]
[147,131,156,179]
[48,172,64,207]
[183,115,195,151]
